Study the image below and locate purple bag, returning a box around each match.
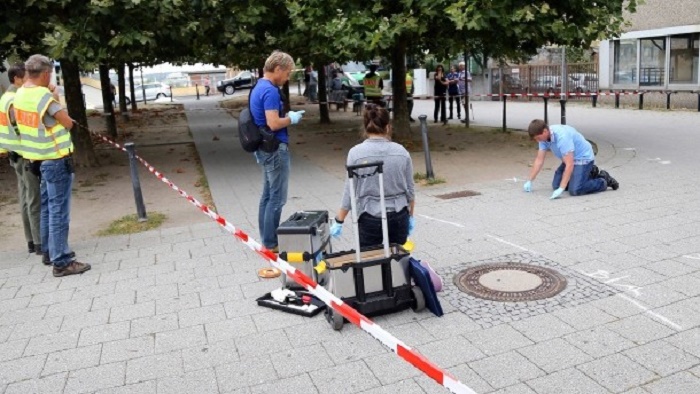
[418,259,443,292]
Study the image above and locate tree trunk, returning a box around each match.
[117,63,128,121]
[128,63,138,111]
[60,58,98,167]
[317,64,330,124]
[98,64,118,138]
[390,37,411,140]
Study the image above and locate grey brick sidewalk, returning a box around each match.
[1,98,700,393]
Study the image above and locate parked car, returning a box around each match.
[340,62,369,85]
[532,75,562,94]
[117,83,171,104]
[217,71,255,95]
[568,73,598,93]
[338,70,364,99]
[492,74,524,93]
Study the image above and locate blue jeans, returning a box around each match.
[254,144,290,248]
[40,158,74,267]
[552,161,606,196]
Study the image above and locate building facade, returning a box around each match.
[599,0,700,90]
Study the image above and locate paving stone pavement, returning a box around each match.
[1,97,700,393]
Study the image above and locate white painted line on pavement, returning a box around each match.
[417,214,465,228]
[416,215,540,254]
[660,161,671,165]
[622,148,636,151]
[617,294,683,331]
[581,269,643,297]
[486,234,539,254]
[683,254,700,260]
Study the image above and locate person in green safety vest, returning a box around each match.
[0,63,42,256]
[15,54,90,277]
[363,64,384,105]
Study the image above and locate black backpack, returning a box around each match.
[238,82,281,153]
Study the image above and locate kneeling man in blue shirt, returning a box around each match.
[523,119,618,199]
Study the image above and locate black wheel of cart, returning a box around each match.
[411,286,426,312]
[326,308,344,331]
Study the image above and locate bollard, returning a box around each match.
[639,92,644,110]
[463,94,470,127]
[169,86,173,102]
[697,93,700,112]
[559,99,566,125]
[666,92,672,110]
[592,93,597,108]
[614,92,620,109]
[418,115,435,180]
[125,142,148,222]
[543,97,549,124]
[196,84,200,100]
[502,95,507,131]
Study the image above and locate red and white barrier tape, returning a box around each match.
[91,130,477,394]
[407,92,642,99]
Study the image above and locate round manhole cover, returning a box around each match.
[453,263,567,302]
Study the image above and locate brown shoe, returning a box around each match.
[43,251,76,266]
[53,261,91,277]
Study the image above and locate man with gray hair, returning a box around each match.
[250,51,305,251]
[15,54,90,277]
[458,61,472,123]
[0,63,42,256]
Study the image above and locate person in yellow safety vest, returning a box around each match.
[406,73,415,122]
[0,63,43,256]
[363,64,384,105]
[15,54,90,277]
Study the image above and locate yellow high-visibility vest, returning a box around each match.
[405,75,413,97]
[364,74,382,97]
[14,86,73,160]
[0,90,20,154]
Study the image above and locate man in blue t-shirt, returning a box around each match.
[523,119,618,199]
[250,51,305,250]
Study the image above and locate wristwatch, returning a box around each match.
[334,217,344,224]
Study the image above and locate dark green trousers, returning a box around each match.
[11,156,41,245]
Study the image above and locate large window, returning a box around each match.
[670,33,699,84]
[614,40,637,84]
[639,37,666,86]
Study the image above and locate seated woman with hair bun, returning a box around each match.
[330,104,416,246]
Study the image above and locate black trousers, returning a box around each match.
[433,96,446,122]
[448,95,461,117]
[407,98,414,119]
[357,208,409,248]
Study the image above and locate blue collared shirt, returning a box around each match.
[538,124,594,163]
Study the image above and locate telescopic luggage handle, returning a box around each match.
[346,161,384,177]
[346,160,390,261]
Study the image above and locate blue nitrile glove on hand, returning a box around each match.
[288,110,306,125]
[523,180,532,192]
[330,221,343,238]
[550,188,564,200]
[408,216,416,236]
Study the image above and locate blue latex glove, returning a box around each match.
[550,188,564,200]
[288,110,306,125]
[408,216,416,236]
[330,221,343,238]
[523,180,532,192]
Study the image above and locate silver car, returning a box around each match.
[118,83,171,104]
